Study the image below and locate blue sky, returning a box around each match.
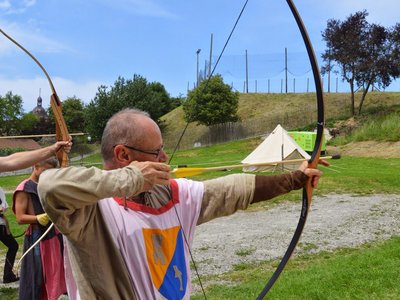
[0,0,399,111]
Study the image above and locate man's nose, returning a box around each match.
[158,150,168,163]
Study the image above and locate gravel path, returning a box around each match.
[192,193,400,277]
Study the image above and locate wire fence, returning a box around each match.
[191,50,400,95]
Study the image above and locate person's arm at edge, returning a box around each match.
[0,140,72,172]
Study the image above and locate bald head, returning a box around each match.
[101,108,161,166]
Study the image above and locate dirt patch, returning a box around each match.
[333,117,359,134]
[327,141,400,158]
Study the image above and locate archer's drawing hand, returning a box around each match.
[298,159,330,188]
[130,161,171,191]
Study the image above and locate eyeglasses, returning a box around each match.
[116,144,164,158]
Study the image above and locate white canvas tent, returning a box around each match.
[241,124,310,172]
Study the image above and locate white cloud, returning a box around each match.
[0,22,70,55]
[0,0,36,14]
[0,1,11,9]
[0,76,101,111]
[23,0,36,8]
[99,0,176,18]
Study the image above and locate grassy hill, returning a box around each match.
[161,92,400,150]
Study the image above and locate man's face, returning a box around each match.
[129,136,167,163]
[125,118,168,163]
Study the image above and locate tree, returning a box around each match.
[183,74,239,126]
[0,91,24,135]
[19,113,40,135]
[85,75,177,140]
[355,23,400,114]
[20,114,52,136]
[170,94,184,109]
[48,96,86,133]
[322,11,400,115]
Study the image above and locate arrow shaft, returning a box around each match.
[172,155,336,175]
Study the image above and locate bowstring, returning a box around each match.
[168,0,249,164]
[168,1,249,298]
[172,204,208,299]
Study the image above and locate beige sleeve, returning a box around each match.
[38,165,144,235]
[198,174,256,225]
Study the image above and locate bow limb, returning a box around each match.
[0,29,70,271]
[50,93,70,167]
[256,1,325,298]
[0,29,70,167]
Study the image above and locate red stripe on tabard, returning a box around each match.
[113,179,180,215]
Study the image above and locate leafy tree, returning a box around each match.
[170,95,184,109]
[22,116,52,136]
[322,10,400,115]
[19,113,40,135]
[0,147,25,156]
[71,142,93,159]
[183,74,239,126]
[147,82,178,120]
[0,91,24,135]
[48,96,86,133]
[85,75,177,141]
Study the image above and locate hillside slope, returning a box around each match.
[161,92,400,150]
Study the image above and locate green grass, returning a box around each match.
[353,113,399,142]
[0,287,17,300]
[332,105,400,145]
[317,156,400,195]
[0,174,29,191]
[235,247,256,257]
[71,152,102,164]
[192,237,400,300]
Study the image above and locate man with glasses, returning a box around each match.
[38,108,326,300]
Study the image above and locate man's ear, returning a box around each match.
[114,145,131,165]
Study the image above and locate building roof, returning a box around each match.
[0,139,41,150]
[31,95,48,119]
